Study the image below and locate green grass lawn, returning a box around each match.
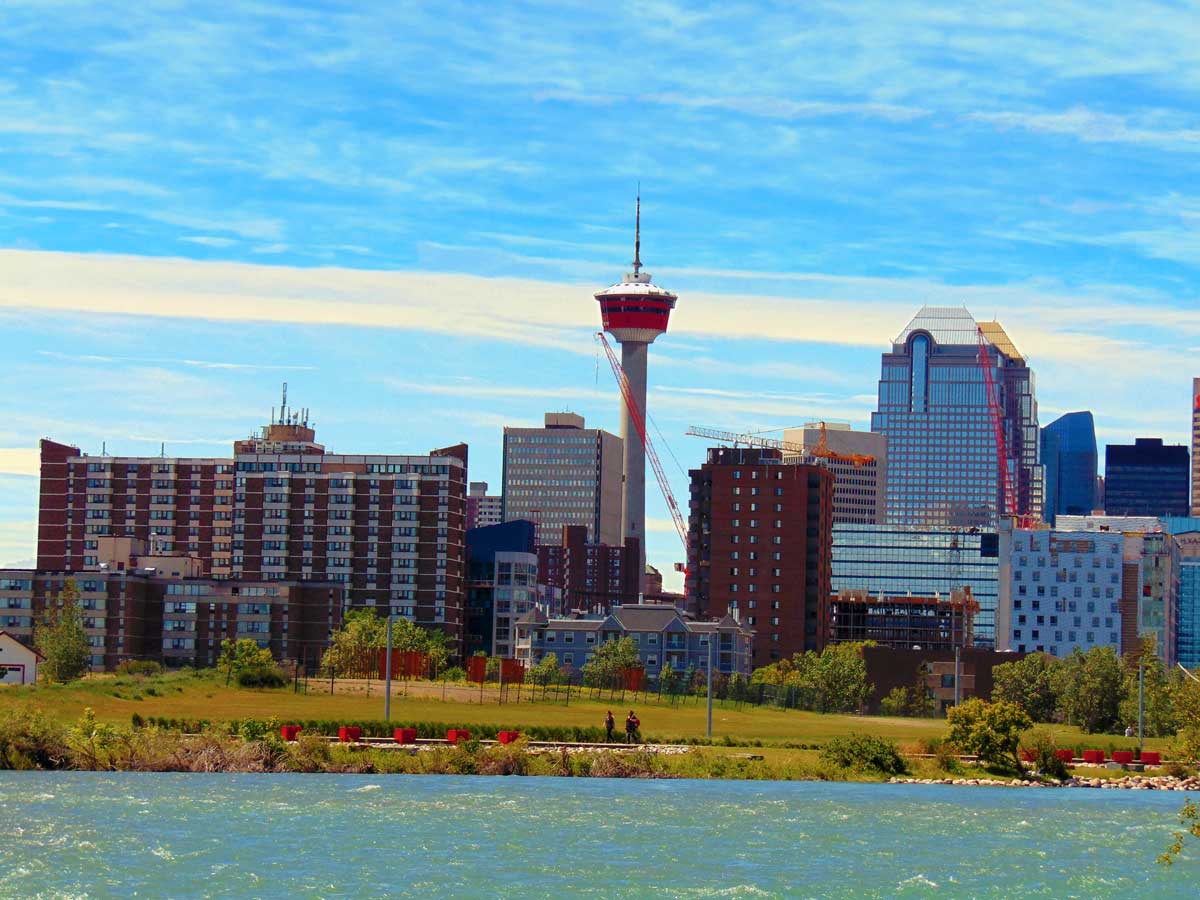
[0,670,1168,751]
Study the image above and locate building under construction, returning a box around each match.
[825,587,978,651]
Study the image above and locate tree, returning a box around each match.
[218,638,276,685]
[34,579,91,683]
[1055,646,1123,733]
[947,698,1032,773]
[530,653,560,686]
[1159,799,1200,866]
[320,609,387,677]
[812,643,871,713]
[1119,637,1178,738]
[581,637,639,687]
[424,630,450,676]
[992,652,1061,723]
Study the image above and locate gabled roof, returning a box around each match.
[515,608,548,627]
[0,630,45,659]
[612,604,683,632]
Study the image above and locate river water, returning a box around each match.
[1,773,1197,898]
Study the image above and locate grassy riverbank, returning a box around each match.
[0,669,1168,752]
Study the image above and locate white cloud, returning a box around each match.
[0,448,39,477]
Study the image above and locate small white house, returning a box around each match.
[0,630,41,686]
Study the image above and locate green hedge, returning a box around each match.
[136,716,610,743]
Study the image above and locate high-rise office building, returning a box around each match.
[871,306,1043,527]
[466,482,503,530]
[1160,517,1200,669]
[831,523,1007,648]
[782,423,887,524]
[1192,379,1200,516]
[998,528,1125,657]
[37,402,468,655]
[686,447,834,667]
[501,412,623,546]
[1104,438,1189,517]
[1056,515,1181,665]
[1041,411,1098,523]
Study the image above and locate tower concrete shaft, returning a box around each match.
[620,340,649,585]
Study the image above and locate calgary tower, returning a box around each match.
[595,195,678,588]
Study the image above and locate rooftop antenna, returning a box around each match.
[160,442,165,458]
[280,382,288,424]
[632,186,642,276]
[101,441,106,456]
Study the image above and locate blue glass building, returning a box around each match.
[871,307,1043,528]
[1041,411,1098,524]
[831,523,1004,647]
[1105,438,1189,517]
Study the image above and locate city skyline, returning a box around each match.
[5,4,1200,589]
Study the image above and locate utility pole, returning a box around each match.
[953,644,961,707]
[706,633,714,739]
[384,614,394,722]
[1138,654,1145,756]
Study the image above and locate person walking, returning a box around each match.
[604,710,616,743]
[625,709,640,744]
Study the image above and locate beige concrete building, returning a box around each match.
[501,413,623,546]
[783,423,887,524]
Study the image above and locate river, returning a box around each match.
[2,773,1197,897]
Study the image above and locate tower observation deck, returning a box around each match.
[595,195,678,590]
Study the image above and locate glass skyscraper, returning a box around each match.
[1105,438,1189,517]
[871,307,1043,528]
[831,523,1006,647]
[1042,411,1098,523]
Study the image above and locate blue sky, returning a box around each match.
[3,2,1200,587]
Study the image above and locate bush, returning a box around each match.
[1022,728,1068,781]
[0,707,70,770]
[947,698,1032,774]
[820,733,907,776]
[441,666,466,682]
[116,660,165,677]
[236,664,286,688]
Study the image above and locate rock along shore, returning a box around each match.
[889,774,1200,790]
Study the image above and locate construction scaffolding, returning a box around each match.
[826,588,979,651]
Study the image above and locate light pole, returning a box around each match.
[706,633,714,739]
[384,614,394,722]
[1137,654,1145,757]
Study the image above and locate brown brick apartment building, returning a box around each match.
[537,525,640,614]
[686,447,834,668]
[36,408,467,655]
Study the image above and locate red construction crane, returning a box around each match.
[976,325,1020,522]
[596,332,688,557]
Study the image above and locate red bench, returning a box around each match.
[280,725,302,742]
[394,727,418,744]
[1055,749,1075,762]
[1020,749,1037,762]
[497,730,521,745]
[447,729,471,744]
[1141,751,1161,766]
[338,726,362,743]
[1111,750,1134,765]
[1082,749,1105,764]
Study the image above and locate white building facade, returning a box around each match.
[0,630,41,685]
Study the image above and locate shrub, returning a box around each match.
[820,733,907,776]
[0,707,70,770]
[1022,727,1068,781]
[947,698,1032,774]
[441,666,466,682]
[116,660,165,677]
[236,664,286,688]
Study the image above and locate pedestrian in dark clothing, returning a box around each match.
[625,710,640,744]
[604,711,615,743]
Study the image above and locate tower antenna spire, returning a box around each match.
[632,186,642,276]
[280,382,288,424]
